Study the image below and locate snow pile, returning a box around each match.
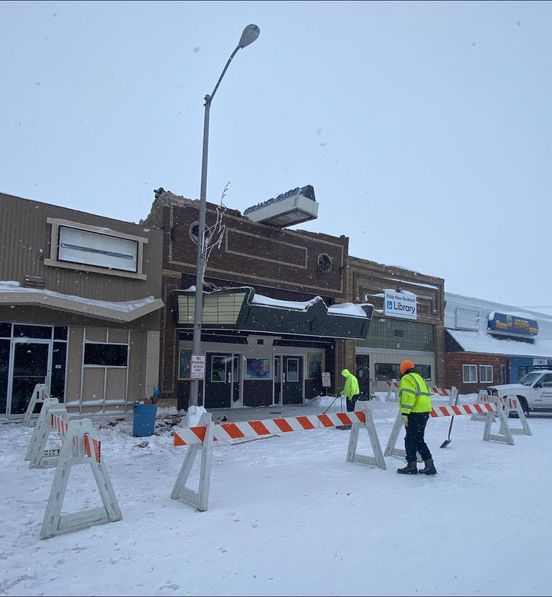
[1,398,551,596]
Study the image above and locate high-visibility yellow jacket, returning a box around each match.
[399,372,432,415]
[341,369,360,399]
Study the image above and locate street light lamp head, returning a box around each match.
[238,24,260,49]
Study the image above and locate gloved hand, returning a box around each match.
[401,415,408,426]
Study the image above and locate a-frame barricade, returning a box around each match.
[23,383,49,427]
[25,398,68,468]
[40,417,122,539]
[383,411,423,462]
[171,406,385,512]
[346,402,386,469]
[482,398,514,445]
[498,395,532,437]
[171,412,214,512]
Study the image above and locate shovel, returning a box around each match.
[440,391,460,448]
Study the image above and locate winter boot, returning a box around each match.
[397,461,418,475]
[419,459,437,475]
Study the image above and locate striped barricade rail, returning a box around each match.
[386,381,458,405]
[173,410,368,446]
[429,403,495,418]
[40,417,121,539]
[384,400,516,460]
[171,402,386,513]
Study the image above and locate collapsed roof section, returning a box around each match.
[173,286,373,340]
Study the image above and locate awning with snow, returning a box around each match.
[0,281,164,323]
[174,286,373,340]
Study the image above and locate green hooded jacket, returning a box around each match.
[341,369,360,399]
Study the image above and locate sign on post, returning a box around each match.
[191,355,206,380]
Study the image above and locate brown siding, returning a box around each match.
[0,192,163,305]
[446,352,509,395]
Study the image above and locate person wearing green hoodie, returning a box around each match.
[340,368,360,412]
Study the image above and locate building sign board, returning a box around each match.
[384,290,417,320]
[191,355,206,380]
[322,372,331,387]
[487,312,538,338]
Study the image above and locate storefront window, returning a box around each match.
[179,349,191,379]
[245,358,271,379]
[416,365,432,380]
[462,364,477,383]
[84,343,128,367]
[375,363,401,381]
[480,365,493,383]
[307,352,322,379]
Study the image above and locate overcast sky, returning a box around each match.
[2,1,551,311]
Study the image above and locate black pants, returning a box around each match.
[404,412,432,463]
[346,395,359,412]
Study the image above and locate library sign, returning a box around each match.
[384,290,417,321]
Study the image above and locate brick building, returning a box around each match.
[142,188,373,409]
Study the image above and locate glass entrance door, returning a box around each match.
[9,341,51,415]
[205,353,241,409]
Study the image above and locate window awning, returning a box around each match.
[0,281,164,323]
[174,286,373,340]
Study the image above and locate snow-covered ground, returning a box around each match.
[1,395,551,596]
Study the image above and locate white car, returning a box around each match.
[484,369,552,416]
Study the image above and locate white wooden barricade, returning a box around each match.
[473,392,531,437]
[23,383,49,427]
[385,401,513,459]
[385,381,400,402]
[386,381,458,406]
[171,402,385,512]
[40,417,122,540]
[25,398,68,468]
[472,390,496,422]
[498,395,532,437]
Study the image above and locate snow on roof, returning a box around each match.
[0,280,160,314]
[327,302,372,318]
[252,292,372,318]
[447,328,552,358]
[251,293,319,311]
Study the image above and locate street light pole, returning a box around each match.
[189,24,260,408]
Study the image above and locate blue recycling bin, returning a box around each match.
[133,403,158,437]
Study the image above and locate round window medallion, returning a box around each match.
[317,253,333,274]
[190,221,212,246]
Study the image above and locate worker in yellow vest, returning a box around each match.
[340,368,360,412]
[397,360,437,475]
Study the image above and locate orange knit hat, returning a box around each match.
[400,360,416,375]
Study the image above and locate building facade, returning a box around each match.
[345,257,446,395]
[0,192,164,416]
[444,292,552,394]
[142,189,373,410]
